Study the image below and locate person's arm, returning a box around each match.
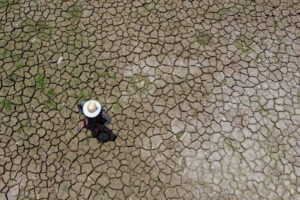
[77,101,85,114]
[77,119,87,132]
[101,110,111,126]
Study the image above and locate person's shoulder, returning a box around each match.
[101,109,107,114]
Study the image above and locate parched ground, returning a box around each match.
[0,0,300,199]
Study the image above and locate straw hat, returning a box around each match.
[83,100,101,118]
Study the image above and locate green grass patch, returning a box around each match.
[78,89,92,101]
[35,73,46,92]
[46,88,55,98]
[0,49,21,62]
[235,37,254,53]
[15,61,24,68]
[71,77,80,86]
[62,184,68,192]
[11,52,21,61]
[7,71,17,82]
[139,8,149,17]
[104,71,117,85]
[40,29,52,41]
[109,72,116,80]
[195,32,213,46]
[21,119,30,128]
[0,49,10,59]
[47,100,56,109]
[218,7,231,15]
[0,0,20,9]
[45,88,57,109]
[0,99,11,111]
[69,2,83,22]
[24,18,36,32]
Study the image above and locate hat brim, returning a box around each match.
[83,100,101,118]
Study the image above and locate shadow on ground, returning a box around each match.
[91,126,117,144]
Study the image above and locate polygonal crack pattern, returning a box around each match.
[1,0,300,199]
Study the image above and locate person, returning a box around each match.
[77,100,111,136]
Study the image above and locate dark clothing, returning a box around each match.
[86,109,111,127]
[77,102,111,133]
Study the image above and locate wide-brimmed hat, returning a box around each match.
[83,100,101,118]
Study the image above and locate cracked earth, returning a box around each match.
[1,0,300,199]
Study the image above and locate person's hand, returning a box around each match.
[77,127,82,133]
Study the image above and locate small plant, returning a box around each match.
[21,119,30,128]
[47,100,56,109]
[36,73,46,92]
[73,49,80,55]
[0,49,10,59]
[71,78,80,86]
[218,7,231,15]
[15,61,24,68]
[79,89,86,97]
[255,104,262,112]
[110,72,116,80]
[195,32,213,46]
[11,52,21,61]
[69,3,82,22]
[104,71,117,85]
[0,49,21,61]
[0,99,11,111]
[235,37,253,53]
[140,8,149,17]
[40,29,52,41]
[46,89,57,109]
[255,103,268,114]
[114,15,121,22]
[46,88,55,98]
[157,174,162,183]
[24,18,36,32]
[79,89,92,101]
[279,36,283,42]
[7,71,17,82]
[62,184,68,192]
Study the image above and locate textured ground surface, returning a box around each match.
[1,0,300,199]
